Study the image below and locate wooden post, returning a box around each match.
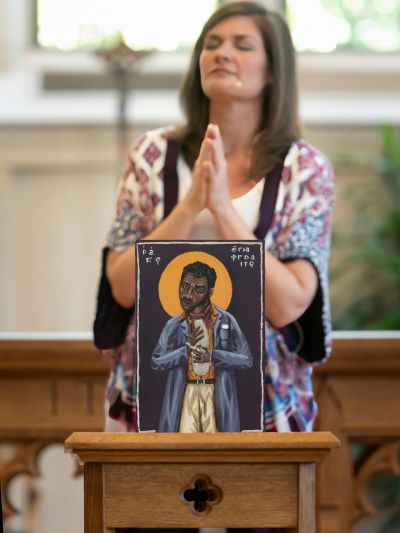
[1,484,4,533]
[298,463,315,533]
[84,464,104,533]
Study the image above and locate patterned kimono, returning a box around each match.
[94,127,335,432]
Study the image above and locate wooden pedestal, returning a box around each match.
[65,432,339,533]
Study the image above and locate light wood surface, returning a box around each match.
[65,431,339,464]
[84,464,104,532]
[298,463,316,532]
[104,463,297,528]
[65,431,337,532]
[65,430,339,450]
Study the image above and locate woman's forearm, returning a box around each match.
[213,203,318,327]
[262,253,318,328]
[106,201,199,308]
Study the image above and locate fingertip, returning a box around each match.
[207,123,218,137]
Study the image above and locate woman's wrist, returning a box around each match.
[180,194,204,217]
[211,200,256,241]
[210,198,235,220]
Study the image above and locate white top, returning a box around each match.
[177,155,265,240]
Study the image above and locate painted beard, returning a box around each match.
[180,294,211,314]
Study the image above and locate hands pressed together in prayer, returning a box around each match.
[184,123,231,215]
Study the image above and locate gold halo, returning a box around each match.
[158,251,232,317]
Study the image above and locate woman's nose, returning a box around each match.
[215,42,232,63]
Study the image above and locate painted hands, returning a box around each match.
[187,326,204,347]
[191,345,211,364]
[186,327,211,363]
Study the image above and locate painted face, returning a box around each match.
[199,15,269,102]
[179,273,212,314]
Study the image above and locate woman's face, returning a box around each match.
[199,15,269,103]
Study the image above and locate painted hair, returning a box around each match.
[181,261,217,289]
[173,1,301,178]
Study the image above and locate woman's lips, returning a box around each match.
[210,68,236,75]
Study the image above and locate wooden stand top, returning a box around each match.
[65,431,339,464]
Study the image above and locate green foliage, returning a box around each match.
[332,125,400,330]
[320,0,400,52]
[370,469,400,533]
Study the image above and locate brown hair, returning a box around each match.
[173,1,301,178]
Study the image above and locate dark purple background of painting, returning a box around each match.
[136,241,264,432]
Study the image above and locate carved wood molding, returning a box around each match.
[353,439,400,524]
[0,339,106,524]
[316,336,400,374]
[0,440,60,519]
[0,339,108,377]
[0,336,398,376]
[0,440,84,522]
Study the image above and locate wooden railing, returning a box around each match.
[313,332,400,532]
[0,332,399,532]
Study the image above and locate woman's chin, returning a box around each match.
[204,87,240,102]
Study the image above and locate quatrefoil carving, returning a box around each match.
[181,474,222,515]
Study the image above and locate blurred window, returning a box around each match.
[36,0,400,54]
[286,0,400,52]
[36,0,219,51]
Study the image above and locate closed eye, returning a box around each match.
[234,36,256,50]
[203,33,258,51]
[203,35,221,50]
